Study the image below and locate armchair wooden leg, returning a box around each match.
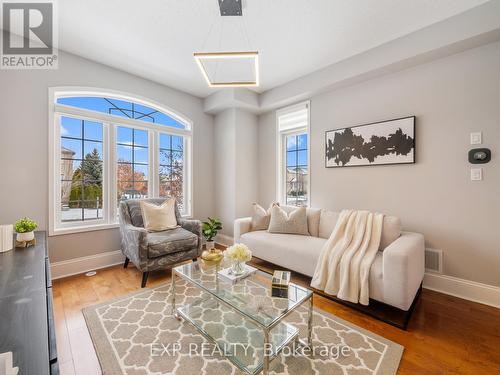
[141,272,149,288]
[124,257,130,269]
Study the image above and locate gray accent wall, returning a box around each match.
[258,41,500,287]
[0,51,214,262]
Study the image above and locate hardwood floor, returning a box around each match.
[53,262,500,375]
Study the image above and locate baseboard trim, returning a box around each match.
[215,234,233,247]
[50,250,125,280]
[423,272,500,309]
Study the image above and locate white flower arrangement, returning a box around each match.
[225,243,252,263]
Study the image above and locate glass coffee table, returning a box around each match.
[171,260,313,375]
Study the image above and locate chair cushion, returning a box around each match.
[140,198,177,232]
[126,198,179,227]
[146,227,198,259]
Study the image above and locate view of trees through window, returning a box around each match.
[285,133,308,206]
[117,127,149,205]
[60,116,103,222]
[159,134,184,210]
[55,94,191,231]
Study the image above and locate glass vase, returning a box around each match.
[231,260,246,276]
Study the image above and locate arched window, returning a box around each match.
[49,88,192,235]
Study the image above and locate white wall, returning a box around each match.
[0,51,214,262]
[214,108,258,237]
[258,41,500,287]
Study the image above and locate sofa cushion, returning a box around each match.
[380,216,402,250]
[241,231,326,277]
[250,203,274,231]
[268,205,309,235]
[146,227,198,259]
[318,209,340,239]
[281,206,321,236]
[318,209,401,250]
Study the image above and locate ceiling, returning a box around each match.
[58,0,489,98]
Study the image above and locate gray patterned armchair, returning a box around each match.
[119,198,202,287]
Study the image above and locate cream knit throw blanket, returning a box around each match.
[311,210,384,305]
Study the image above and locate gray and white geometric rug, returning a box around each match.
[83,280,403,375]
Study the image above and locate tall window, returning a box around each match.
[50,90,192,235]
[277,102,310,207]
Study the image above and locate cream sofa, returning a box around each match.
[234,206,425,311]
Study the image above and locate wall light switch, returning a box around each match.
[470,168,483,181]
[470,132,482,145]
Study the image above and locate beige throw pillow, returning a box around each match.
[140,198,178,232]
[251,203,277,231]
[268,204,309,235]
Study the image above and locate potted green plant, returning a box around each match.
[202,217,222,250]
[14,217,38,242]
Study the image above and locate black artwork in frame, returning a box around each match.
[325,116,416,168]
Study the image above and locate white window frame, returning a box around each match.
[48,87,193,236]
[276,101,311,206]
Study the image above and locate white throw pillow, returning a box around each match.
[140,198,178,232]
[268,204,309,236]
[251,202,277,231]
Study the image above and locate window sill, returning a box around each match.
[50,223,120,236]
[49,213,192,237]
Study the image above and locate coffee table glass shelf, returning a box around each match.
[171,260,314,375]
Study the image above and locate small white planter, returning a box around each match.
[16,231,35,242]
[205,241,215,250]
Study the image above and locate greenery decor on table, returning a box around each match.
[14,217,38,244]
[202,217,222,250]
[14,217,38,233]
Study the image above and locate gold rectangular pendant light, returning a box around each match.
[194,51,259,88]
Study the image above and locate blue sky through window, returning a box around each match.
[58,96,185,129]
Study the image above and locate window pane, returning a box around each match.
[134,147,148,164]
[117,127,133,144]
[117,145,133,162]
[172,135,183,151]
[116,127,149,205]
[286,135,297,151]
[84,121,103,141]
[160,134,171,149]
[84,141,102,160]
[282,129,308,207]
[61,138,82,159]
[60,116,104,222]
[61,117,82,138]
[134,164,148,181]
[159,149,171,165]
[134,129,148,147]
[297,134,308,150]
[117,163,133,182]
[57,96,186,129]
[81,160,103,182]
[286,151,297,167]
[298,150,307,166]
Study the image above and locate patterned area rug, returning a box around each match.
[83,280,403,374]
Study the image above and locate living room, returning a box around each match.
[0,1,499,374]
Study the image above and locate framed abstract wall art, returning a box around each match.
[325,116,415,167]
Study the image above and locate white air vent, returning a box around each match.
[425,248,443,273]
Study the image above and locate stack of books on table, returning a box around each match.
[218,264,258,284]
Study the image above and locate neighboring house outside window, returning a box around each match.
[276,101,310,207]
[49,88,192,235]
